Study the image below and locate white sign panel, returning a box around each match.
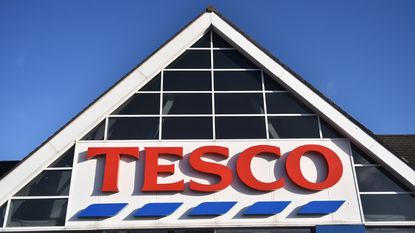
[66,139,362,229]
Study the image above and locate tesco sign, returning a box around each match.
[87,144,343,193]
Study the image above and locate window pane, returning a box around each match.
[108,231,214,233]
[264,74,285,90]
[7,199,67,227]
[175,230,214,233]
[140,73,161,91]
[216,117,266,139]
[163,94,212,114]
[212,31,232,48]
[214,71,262,91]
[107,117,159,140]
[15,170,71,196]
[0,202,5,227]
[107,231,169,233]
[162,117,212,139]
[81,120,105,140]
[214,50,256,69]
[361,194,415,221]
[268,116,320,138]
[112,93,160,115]
[366,227,415,233]
[191,32,211,48]
[320,119,344,138]
[351,145,377,164]
[164,71,211,91]
[26,231,102,233]
[217,228,312,233]
[167,50,211,69]
[49,146,74,168]
[356,167,410,192]
[266,93,313,114]
[215,93,264,114]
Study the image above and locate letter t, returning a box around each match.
[87,147,139,192]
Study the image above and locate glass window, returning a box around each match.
[320,119,344,138]
[15,170,71,196]
[162,117,212,139]
[361,194,415,221]
[107,117,159,140]
[266,93,312,114]
[264,74,285,90]
[212,31,232,48]
[0,202,5,227]
[163,94,212,114]
[214,50,256,69]
[216,117,266,139]
[356,167,410,192]
[107,230,214,233]
[7,199,67,227]
[140,73,161,91]
[366,227,415,233]
[191,32,211,48]
[174,230,214,233]
[214,71,262,91]
[26,231,103,233]
[81,120,105,140]
[351,145,377,164]
[167,50,211,69]
[268,116,320,138]
[215,93,264,114]
[112,93,160,115]
[217,228,312,233]
[49,146,74,168]
[164,71,211,91]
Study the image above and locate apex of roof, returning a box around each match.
[205,6,217,13]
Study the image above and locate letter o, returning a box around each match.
[286,144,343,191]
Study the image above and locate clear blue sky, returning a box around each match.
[1,0,414,161]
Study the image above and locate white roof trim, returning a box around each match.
[0,10,413,204]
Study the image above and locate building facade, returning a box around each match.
[0,8,414,233]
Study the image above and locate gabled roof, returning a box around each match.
[0,7,413,204]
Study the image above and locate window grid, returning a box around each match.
[351,146,415,225]
[101,35,323,141]
[2,200,10,228]
[261,71,270,139]
[163,68,261,71]
[104,117,109,140]
[316,115,323,139]
[136,90,289,94]
[187,47,236,51]
[158,70,164,140]
[43,167,72,171]
[210,30,216,140]
[2,147,75,228]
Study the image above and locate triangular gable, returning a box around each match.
[0,8,413,208]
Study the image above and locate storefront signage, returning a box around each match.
[87,144,343,193]
[67,140,362,229]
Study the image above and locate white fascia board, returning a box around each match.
[0,12,211,204]
[211,12,415,189]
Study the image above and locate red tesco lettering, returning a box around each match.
[87,144,343,193]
